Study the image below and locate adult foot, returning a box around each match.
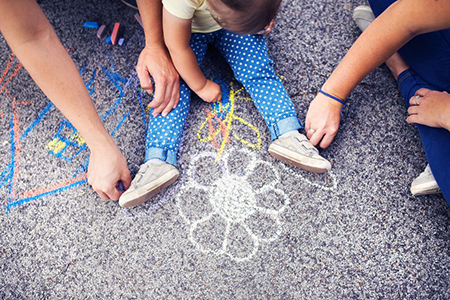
[410,164,441,196]
[353,5,375,32]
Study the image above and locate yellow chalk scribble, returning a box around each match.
[70,133,85,146]
[46,138,66,154]
[198,81,261,162]
[46,133,85,155]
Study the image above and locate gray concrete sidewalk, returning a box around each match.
[0,0,449,299]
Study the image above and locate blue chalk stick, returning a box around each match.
[83,21,99,29]
[105,36,112,44]
[118,38,125,46]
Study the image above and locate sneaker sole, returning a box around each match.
[119,169,179,208]
[411,183,441,196]
[268,144,330,174]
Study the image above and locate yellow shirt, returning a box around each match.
[162,0,222,33]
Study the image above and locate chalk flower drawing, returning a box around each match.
[176,149,287,262]
[176,148,337,262]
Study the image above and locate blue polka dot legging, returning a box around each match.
[145,29,303,167]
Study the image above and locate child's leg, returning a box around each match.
[144,33,212,166]
[145,34,211,166]
[215,31,301,140]
[215,31,331,173]
[119,34,210,207]
[144,82,191,167]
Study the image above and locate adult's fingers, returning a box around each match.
[160,78,179,116]
[319,132,336,149]
[414,88,431,97]
[96,190,109,201]
[120,170,132,191]
[171,79,180,109]
[162,94,177,117]
[409,95,421,106]
[150,77,170,117]
[407,105,419,115]
[309,128,326,147]
[406,114,420,124]
[104,186,121,201]
[304,117,313,139]
[136,67,154,93]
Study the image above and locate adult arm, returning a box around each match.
[0,0,131,200]
[136,0,180,117]
[305,0,450,148]
[162,8,221,102]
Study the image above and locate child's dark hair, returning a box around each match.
[208,0,282,34]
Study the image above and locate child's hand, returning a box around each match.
[196,80,222,103]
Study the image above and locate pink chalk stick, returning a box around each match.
[111,22,120,45]
[97,25,106,38]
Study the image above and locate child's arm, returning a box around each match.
[162,8,221,103]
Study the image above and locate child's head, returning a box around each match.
[207,0,282,34]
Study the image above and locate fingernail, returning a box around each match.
[162,112,167,117]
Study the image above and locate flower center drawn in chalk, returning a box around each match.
[213,177,256,223]
[176,148,337,262]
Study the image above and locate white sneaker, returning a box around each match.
[410,164,441,196]
[353,5,375,32]
[268,131,331,173]
[119,160,179,208]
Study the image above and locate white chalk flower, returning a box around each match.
[176,148,290,262]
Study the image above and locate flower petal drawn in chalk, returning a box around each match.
[176,147,338,262]
[176,148,291,262]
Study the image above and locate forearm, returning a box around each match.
[168,46,207,92]
[136,0,165,48]
[16,34,114,149]
[0,0,115,151]
[162,7,207,92]
[323,0,450,99]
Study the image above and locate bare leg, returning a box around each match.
[385,52,410,80]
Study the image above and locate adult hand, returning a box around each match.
[407,88,450,130]
[136,45,179,117]
[305,93,342,148]
[196,80,222,103]
[87,142,131,201]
